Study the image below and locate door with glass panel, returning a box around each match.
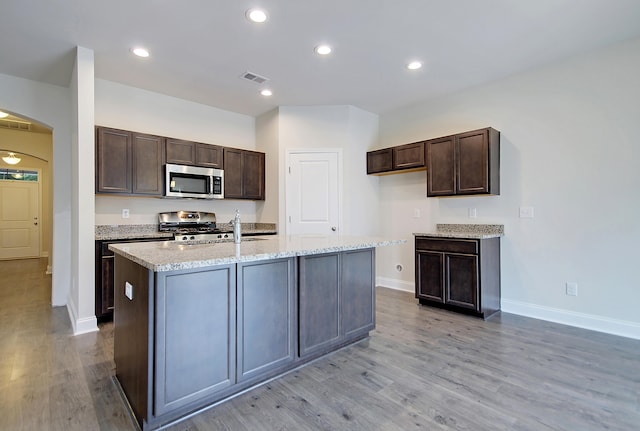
[0,169,40,259]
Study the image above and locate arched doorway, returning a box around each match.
[0,110,54,275]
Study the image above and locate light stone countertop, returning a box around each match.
[110,235,406,272]
[413,223,504,239]
[95,223,277,241]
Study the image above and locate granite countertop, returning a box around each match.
[110,235,406,272]
[414,224,504,239]
[95,223,277,241]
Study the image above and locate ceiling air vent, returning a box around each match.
[0,119,31,132]
[240,71,269,84]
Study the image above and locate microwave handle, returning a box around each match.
[209,176,214,195]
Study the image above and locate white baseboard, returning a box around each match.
[66,296,98,336]
[376,276,414,293]
[502,299,640,340]
[374,275,640,340]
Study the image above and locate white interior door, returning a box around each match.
[0,180,40,259]
[286,150,341,235]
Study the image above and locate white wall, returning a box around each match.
[273,105,381,236]
[0,72,72,307]
[94,79,259,226]
[68,46,97,335]
[377,36,640,338]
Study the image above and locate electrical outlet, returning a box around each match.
[413,208,421,218]
[122,208,130,219]
[566,282,578,296]
[468,208,477,218]
[519,206,535,218]
[125,282,134,300]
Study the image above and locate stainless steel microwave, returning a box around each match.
[165,163,224,199]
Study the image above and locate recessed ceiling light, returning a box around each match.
[131,47,150,58]
[315,45,332,55]
[0,111,9,119]
[407,61,423,70]
[246,8,268,23]
[260,89,273,97]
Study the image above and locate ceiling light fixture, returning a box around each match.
[260,89,273,97]
[131,47,150,58]
[2,152,21,165]
[407,61,423,70]
[315,45,332,55]
[0,111,9,118]
[246,8,268,23]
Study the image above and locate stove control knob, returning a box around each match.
[190,236,196,240]
[182,236,188,240]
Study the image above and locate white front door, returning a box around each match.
[286,150,342,235]
[0,179,40,259]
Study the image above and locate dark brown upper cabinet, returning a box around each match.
[426,127,500,197]
[166,138,223,168]
[366,141,425,175]
[96,126,165,196]
[223,148,265,200]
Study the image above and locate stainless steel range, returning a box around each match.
[158,211,233,242]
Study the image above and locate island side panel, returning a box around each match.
[237,258,297,382]
[342,248,376,339]
[113,254,152,426]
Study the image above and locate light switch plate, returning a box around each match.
[125,282,133,300]
[468,208,477,218]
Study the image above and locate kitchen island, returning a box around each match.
[110,235,404,430]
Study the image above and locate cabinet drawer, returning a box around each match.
[415,238,478,254]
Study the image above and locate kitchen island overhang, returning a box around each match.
[110,235,404,430]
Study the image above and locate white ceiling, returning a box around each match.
[1,0,640,117]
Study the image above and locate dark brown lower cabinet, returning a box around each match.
[95,237,169,319]
[415,236,500,319]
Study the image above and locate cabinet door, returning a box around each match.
[299,253,341,357]
[195,143,223,168]
[456,129,489,194]
[223,148,265,200]
[426,136,456,196]
[342,249,375,339]
[242,150,265,200]
[367,148,393,174]
[237,258,296,382]
[415,250,445,302]
[445,253,479,310]
[223,148,243,198]
[96,127,132,193]
[165,138,195,165]
[132,133,165,195]
[154,266,236,416]
[393,142,425,170]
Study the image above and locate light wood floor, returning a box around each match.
[1,258,639,431]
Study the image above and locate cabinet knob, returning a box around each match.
[331,226,337,232]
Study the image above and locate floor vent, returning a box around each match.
[0,119,31,132]
[240,71,269,84]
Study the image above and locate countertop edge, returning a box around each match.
[110,237,406,272]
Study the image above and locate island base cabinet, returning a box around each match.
[114,250,376,430]
[154,266,236,417]
[237,258,297,383]
[299,249,375,358]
